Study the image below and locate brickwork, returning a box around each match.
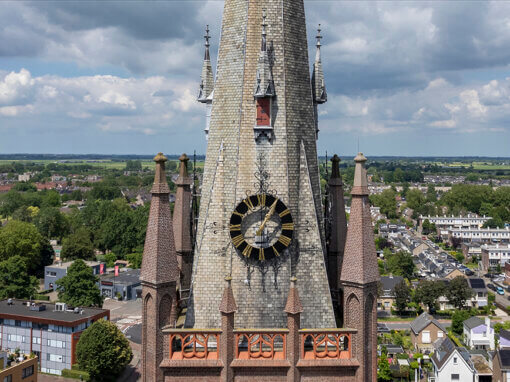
[328,155,347,292]
[141,154,179,382]
[173,154,193,290]
[339,154,379,382]
[189,0,334,330]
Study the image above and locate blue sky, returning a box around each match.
[1,1,510,156]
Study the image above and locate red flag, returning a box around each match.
[100,264,104,275]
[114,265,119,277]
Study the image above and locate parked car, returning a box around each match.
[487,283,496,291]
[497,287,505,295]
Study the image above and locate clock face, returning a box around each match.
[229,194,294,263]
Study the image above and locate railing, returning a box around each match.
[300,329,354,360]
[167,329,221,360]
[234,329,288,360]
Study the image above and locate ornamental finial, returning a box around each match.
[204,25,211,48]
[316,24,322,47]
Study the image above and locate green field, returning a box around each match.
[0,159,205,171]
[434,161,510,170]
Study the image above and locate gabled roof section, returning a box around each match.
[497,349,510,369]
[463,316,484,331]
[410,312,446,335]
[431,337,474,372]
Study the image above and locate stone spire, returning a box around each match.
[173,153,193,292]
[141,153,179,285]
[141,153,179,382]
[312,25,327,104]
[198,25,214,103]
[198,25,215,139]
[339,152,378,382]
[327,154,347,292]
[254,10,275,98]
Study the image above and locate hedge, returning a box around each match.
[61,369,90,381]
[34,294,50,301]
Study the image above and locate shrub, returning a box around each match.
[62,368,90,381]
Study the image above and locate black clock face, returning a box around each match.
[229,194,294,263]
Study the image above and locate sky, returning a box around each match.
[1,1,510,157]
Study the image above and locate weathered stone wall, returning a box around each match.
[188,0,335,329]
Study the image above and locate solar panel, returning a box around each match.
[469,278,486,289]
[500,349,510,367]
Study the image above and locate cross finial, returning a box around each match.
[204,25,211,47]
[316,24,322,47]
[262,9,267,35]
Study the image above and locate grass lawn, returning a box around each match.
[377,316,418,322]
[465,262,479,270]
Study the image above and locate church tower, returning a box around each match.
[197,26,215,139]
[188,0,335,329]
[140,153,179,382]
[339,153,379,382]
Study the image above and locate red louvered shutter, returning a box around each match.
[256,98,271,126]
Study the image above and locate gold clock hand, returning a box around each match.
[256,199,278,236]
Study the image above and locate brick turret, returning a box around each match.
[327,155,347,294]
[339,153,379,382]
[141,153,179,382]
[173,153,193,293]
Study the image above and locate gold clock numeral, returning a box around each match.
[257,193,266,206]
[229,224,241,231]
[279,209,290,218]
[242,245,253,258]
[272,246,280,257]
[282,223,294,230]
[244,197,255,210]
[232,211,245,218]
[258,248,265,261]
[278,235,291,246]
[232,234,244,248]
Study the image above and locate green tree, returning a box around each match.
[0,256,38,299]
[370,189,397,219]
[41,190,61,208]
[0,220,53,276]
[451,309,473,335]
[406,189,425,211]
[76,319,132,381]
[455,252,465,264]
[89,182,121,201]
[104,253,117,268]
[57,259,103,307]
[426,185,437,203]
[394,280,411,314]
[34,207,70,240]
[61,228,95,261]
[126,252,143,269]
[445,276,473,310]
[13,182,37,192]
[414,280,445,312]
[386,251,415,280]
[125,160,142,172]
[377,347,392,382]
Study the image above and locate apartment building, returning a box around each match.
[0,299,109,376]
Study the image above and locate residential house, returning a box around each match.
[492,349,510,382]
[377,276,404,312]
[410,312,447,352]
[463,316,495,350]
[482,244,510,271]
[499,330,510,349]
[444,268,467,280]
[429,337,487,382]
[438,278,488,310]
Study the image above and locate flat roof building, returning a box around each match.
[99,269,141,300]
[0,299,109,376]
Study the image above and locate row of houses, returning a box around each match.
[384,312,510,381]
